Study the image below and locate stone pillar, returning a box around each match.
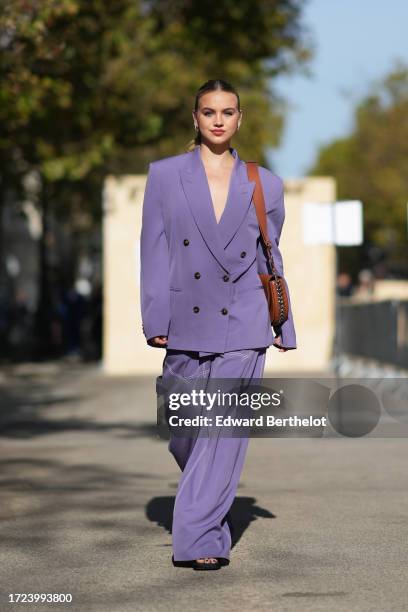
[102,175,165,375]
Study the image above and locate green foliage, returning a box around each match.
[0,0,311,223]
[309,61,408,247]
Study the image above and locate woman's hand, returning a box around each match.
[148,336,168,348]
[273,335,289,352]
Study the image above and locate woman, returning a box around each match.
[140,79,297,570]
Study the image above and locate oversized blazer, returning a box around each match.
[140,145,297,353]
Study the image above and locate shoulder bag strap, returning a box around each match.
[245,161,278,276]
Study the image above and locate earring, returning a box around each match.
[194,124,199,131]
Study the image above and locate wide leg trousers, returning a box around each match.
[162,348,267,562]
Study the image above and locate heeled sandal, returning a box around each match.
[192,557,221,571]
[217,557,230,566]
[172,555,228,570]
[171,555,194,568]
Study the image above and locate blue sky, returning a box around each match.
[268,0,408,178]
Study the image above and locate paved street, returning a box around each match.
[1,361,407,612]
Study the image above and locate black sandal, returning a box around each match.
[172,555,227,570]
[171,555,194,568]
[192,557,221,571]
[217,557,230,566]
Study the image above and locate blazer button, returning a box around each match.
[183,239,190,246]
[194,272,201,279]
[193,306,200,313]
[221,308,228,315]
[240,251,247,258]
[223,275,229,282]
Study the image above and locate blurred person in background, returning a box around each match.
[353,269,376,302]
[57,283,86,359]
[336,271,353,297]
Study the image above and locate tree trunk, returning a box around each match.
[34,181,53,358]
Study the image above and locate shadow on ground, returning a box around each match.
[146,495,275,548]
[0,363,158,440]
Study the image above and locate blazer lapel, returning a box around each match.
[179,145,230,272]
[179,146,256,271]
[217,153,256,248]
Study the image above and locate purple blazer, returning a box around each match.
[140,145,297,353]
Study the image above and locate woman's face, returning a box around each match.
[193,90,242,146]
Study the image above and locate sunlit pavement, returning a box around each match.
[1,362,407,612]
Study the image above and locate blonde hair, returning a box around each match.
[185,135,199,152]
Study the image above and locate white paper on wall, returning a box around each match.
[302,200,363,246]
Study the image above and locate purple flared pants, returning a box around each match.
[162,347,267,562]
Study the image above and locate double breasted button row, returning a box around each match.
[193,306,229,315]
[194,271,229,282]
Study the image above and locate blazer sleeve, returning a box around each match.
[256,176,297,350]
[140,162,171,343]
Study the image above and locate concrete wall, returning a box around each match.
[102,174,337,375]
[372,280,408,302]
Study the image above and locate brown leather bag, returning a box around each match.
[246,161,289,329]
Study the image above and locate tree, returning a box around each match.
[309,61,408,263]
[0,0,312,354]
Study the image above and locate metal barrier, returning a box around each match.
[336,299,408,368]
